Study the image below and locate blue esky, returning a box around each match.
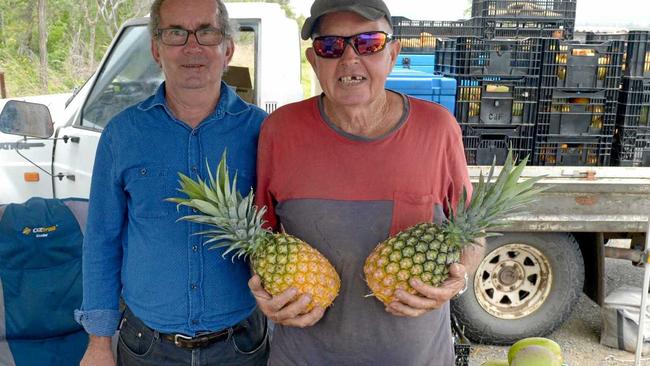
[289,0,650,29]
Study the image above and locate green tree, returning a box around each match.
[38,0,48,92]
[0,0,149,97]
[465,0,474,17]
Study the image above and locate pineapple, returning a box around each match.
[363,151,545,305]
[167,152,340,309]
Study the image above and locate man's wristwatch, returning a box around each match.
[452,272,469,300]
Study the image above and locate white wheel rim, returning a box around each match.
[474,243,553,319]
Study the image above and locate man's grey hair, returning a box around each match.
[149,0,234,40]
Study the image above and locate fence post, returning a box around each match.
[0,71,6,98]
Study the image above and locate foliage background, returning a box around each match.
[0,0,305,97]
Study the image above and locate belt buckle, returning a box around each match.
[174,333,194,347]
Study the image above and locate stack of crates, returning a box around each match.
[434,36,543,165]
[391,16,482,54]
[534,39,625,166]
[472,0,576,39]
[612,31,650,166]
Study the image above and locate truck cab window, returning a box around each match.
[227,23,258,105]
[81,21,260,131]
[81,25,163,131]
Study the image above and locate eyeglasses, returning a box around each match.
[312,31,393,59]
[157,27,224,46]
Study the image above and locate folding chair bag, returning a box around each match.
[0,198,88,366]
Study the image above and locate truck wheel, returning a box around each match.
[452,232,584,345]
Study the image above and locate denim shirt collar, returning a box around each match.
[137,81,251,120]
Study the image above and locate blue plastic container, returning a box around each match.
[395,53,436,74]
[396,65,436,74]
[386,68,457,114]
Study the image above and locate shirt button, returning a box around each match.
[191,166,198,173]
[190,283,198,290]
[192,208,198,213]
[192,245,199,252]
[140,168,147,175]
[191,129,198,136]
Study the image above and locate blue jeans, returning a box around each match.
[117,307,269,366]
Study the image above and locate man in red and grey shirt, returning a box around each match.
[248,0,485,364]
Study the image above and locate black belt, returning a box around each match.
[161,325,244,349]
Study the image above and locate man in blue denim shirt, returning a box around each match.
[75,0,269,365]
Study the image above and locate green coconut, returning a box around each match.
[508,337,563,365]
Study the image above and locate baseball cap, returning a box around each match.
[300,0,393,40]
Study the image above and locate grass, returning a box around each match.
[0,49,85,98]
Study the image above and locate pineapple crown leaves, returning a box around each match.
[445,150,548,247]
[165,151,270,261]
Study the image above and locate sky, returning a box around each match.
[289,0,650,29]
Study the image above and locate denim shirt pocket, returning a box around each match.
[389,191,435,236]
[124,166,170,219]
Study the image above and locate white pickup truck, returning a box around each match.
[2,3,650,346]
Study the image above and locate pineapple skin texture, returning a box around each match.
[252,233,341,309]
[363,223,461,305]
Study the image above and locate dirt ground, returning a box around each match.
[468,255,650,366]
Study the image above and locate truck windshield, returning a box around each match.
[81,21,258,131]
[82,25,163,131]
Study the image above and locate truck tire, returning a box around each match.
[451,232,584,345]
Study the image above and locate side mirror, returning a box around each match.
[0,100,54,139]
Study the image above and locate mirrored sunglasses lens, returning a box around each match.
[314,37,346,58]
[354,32,387,55]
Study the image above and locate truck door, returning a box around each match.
[52,22,163,200]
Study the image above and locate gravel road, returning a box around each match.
[467,250,650,366]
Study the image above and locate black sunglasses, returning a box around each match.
[312,31,393,59]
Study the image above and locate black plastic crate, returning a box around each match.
[462,125,534,165]
[455,76,539,126]
[472,0,576,20]
[472,0,575,39]
[613,126,650,166]
[585,31,628,43]
[540,39,625,91]
[482,18,573,39]
[533,136,612,166]
[435,37,543,77]
[452,313,470,366]
[391,16,482,53]
[617,77,650,124]
[624,30,650,78]
[613,77,650,166]
[536,89,618,138]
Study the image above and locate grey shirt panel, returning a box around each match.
[268,199,454,366]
